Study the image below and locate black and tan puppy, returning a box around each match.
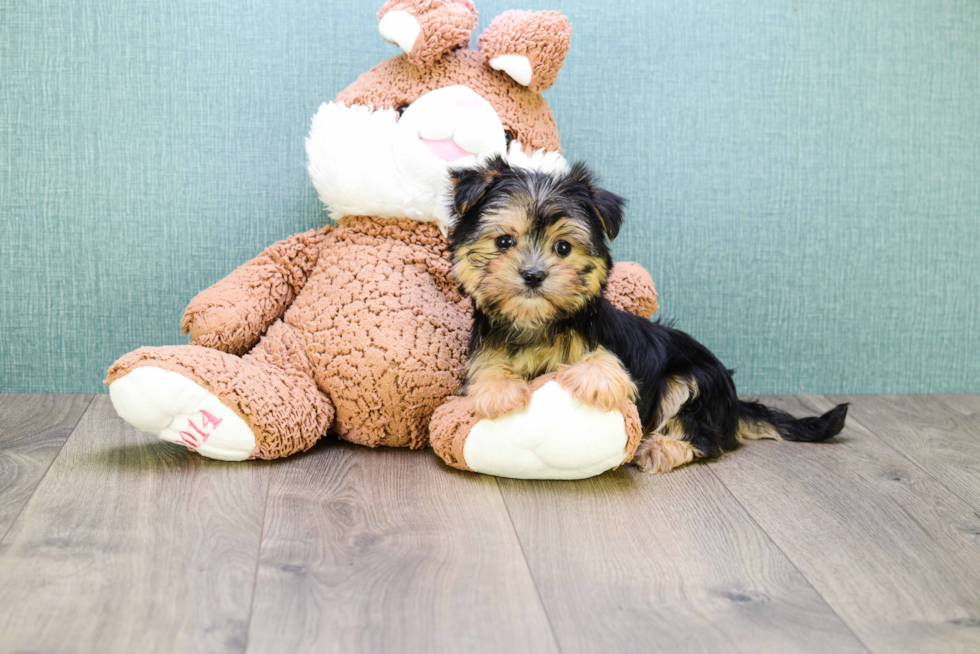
[449,156,847,473]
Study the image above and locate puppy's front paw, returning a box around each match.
[470,377,533,419]
[557,351,637,413]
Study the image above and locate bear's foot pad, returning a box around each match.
[464,381,629,480]
[109,367,256,461]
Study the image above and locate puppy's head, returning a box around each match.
[449,156,625,325]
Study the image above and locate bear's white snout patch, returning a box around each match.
[395,85,507,168]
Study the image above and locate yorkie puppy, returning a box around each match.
[449,157,847,473]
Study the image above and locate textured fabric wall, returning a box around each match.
[2,0,978,394]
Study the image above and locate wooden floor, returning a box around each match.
[1,395,979,653]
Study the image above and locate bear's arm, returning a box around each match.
[604,262,659,318]
[180,226,334,355]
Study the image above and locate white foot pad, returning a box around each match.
[463,381,629,480]
[109,367,256,461]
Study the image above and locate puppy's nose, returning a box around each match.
[521,269,547,289]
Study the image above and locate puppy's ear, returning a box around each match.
[592,187,626,241]
[451,156,509,217]
[566,162,626,241]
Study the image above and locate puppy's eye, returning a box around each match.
[554,240,572,257]
[495,235,515,251]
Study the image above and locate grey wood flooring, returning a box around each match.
[0,393,978,653]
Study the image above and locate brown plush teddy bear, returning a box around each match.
[106,0,659,479]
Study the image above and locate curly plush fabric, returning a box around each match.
[106,321,334,460]
[378,0,478,68]
[605,261,660,318]
[181,227,334,355]
[110,217,471,454]
[478,10,571,93]
[336,49,561,154]
[428,394,479,471]
[285,217,472,448]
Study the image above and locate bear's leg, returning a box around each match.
[429,373,644,480]
[107,321,334,460]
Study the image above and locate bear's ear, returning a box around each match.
[478,10,571,93]
[378,0,478,68]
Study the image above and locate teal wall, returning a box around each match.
[2,0,978,394]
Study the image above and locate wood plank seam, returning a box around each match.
[709,394,980,652]
[0,396,273,653]
[242,469,273,654]
[837,408,980,515]
[705,462,873,653]
[496,464,869,652]
[496,478,565,654]
[900,394,980,514]
[0,394,95,547]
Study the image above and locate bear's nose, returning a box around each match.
[521,269,547,289]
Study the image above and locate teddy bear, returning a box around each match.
[106,0,660,479]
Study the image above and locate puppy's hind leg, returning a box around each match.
[632,376,701,474]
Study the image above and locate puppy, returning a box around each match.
[449,156,847,473]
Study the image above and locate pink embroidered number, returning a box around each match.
[178,410,223,449]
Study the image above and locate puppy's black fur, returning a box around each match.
[450,157,847,469]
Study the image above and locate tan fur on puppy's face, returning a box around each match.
[453,204,609,325]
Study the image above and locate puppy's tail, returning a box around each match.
[737,400,848,443]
